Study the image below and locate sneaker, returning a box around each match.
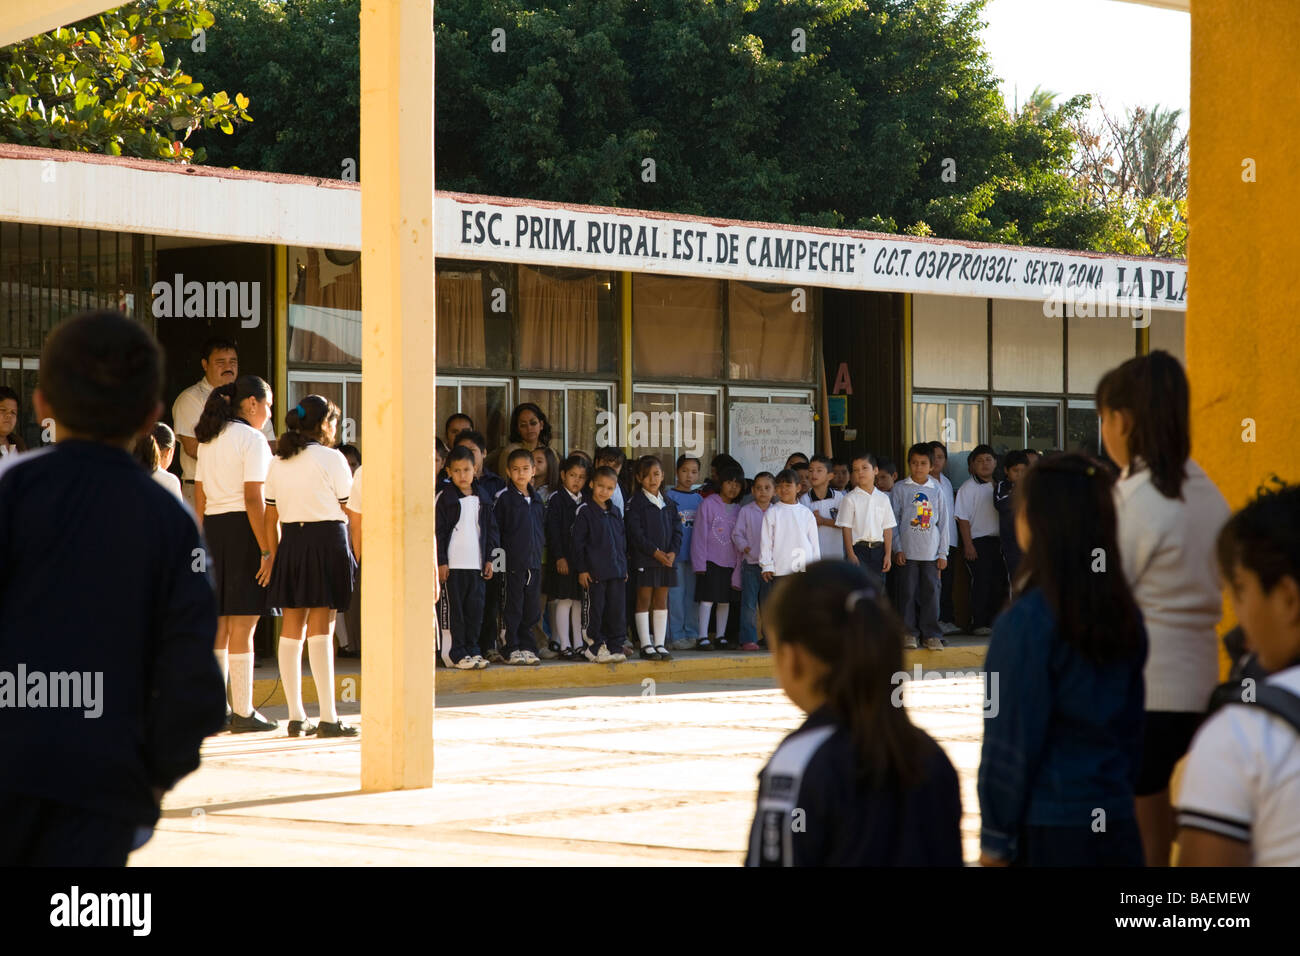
[939,621,960,635]
[607,650,627,663]
[741,642,760,651]
[903,635,919,650]
[521,650,541,665]
[508,650,529,665]
[454,656,478,670]
[924,637,944,650]
[538,643,560,660]
[973,626,992,637]
[473,655,489,669]
[485,649,506,664]
[592,646,615,663]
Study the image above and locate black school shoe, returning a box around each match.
[639,645,658,660]
[317,720,358,738]
[287,719,317,737]
[229,710,278,733]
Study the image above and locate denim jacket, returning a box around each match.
[978,587,1148,861]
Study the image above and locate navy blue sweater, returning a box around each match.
[544,489,583,571]
[434,481,500,569]
[571,499,627,581]
[493,483,545,572]
[0,442,224,826]
[624,491,683,570]
[978,587,1147,861]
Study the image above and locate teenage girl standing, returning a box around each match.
[194,376,278,733]
[264,395,358,738]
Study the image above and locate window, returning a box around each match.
[288,371,363,450]
[632,386,720,478]
[912,396,982,482]
[990,399,1061,456]
[435,377,511,463]
[912,294,988,390]
[288,247,361,364]
[633,274,724,379]
[517,265,618,373]
[727,282,813,382]
[993,298,1063,392]
[1067,400,1101,455]
[435,259,513,370]
[517,381,614,458]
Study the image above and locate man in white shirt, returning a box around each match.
[954,444,1006,636]
[930,442,960,636]
[172,337,276,507]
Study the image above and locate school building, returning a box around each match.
[0,143,1186,486]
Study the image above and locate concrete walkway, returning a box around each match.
[130,676,987,866]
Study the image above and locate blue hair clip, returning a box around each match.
[294,403,305,418]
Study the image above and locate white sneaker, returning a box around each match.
[903,635,919,649]
[508,650,529,665]
[454,656,478,670]
[473,656,489,669]
[583,645,601,662]
[607,651,627,663]
[939,621,960,635]
[593,646,614,663]
[924,637,944,650]
[522,650,541,665]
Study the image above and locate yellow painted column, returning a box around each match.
[359,0,436,790]
[1188,1,1300,509]
[621,271,632,457]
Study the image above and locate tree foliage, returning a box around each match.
[0,0,250,163]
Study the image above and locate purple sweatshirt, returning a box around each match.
[691,493,740,572]
[730,499,770,588]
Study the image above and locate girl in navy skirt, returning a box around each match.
[626,455,682,660]
[545,455,589,659]
[264,395,357,738]
[194,376,278,733]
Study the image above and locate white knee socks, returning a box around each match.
[214,648,229,705]
[307,634,337,723]
[278,638,307,722]
[653,609,668,647]
[698,602,714,639]
[553,599,573,649]
[229,652,253,718]
[715,603,730,638]
[635,611,652,648]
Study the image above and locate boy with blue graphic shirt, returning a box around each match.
[664,455,702,650]
[890,443,951,651]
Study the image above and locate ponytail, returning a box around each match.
[765,561,928,787]
[195,376,270,444]
[132,432,160,472]
[1095,350,1189,499]
[277,393,339,459]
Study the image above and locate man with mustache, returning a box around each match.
[172,337,277,509]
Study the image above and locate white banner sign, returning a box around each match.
[436,194,1187,312]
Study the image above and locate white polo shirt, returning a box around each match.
[151,467,184,502]
[954,476,999,539]
[835,486,897,545]
[173,377,276,480]
[799,486,845,560]
[346,465,362,514]
[264,443,352,523]
[1176,664,1300,865]
[195,421,272,515]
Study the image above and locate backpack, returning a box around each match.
[1207,627,1300,734]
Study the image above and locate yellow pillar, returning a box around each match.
[620,272,632,458]
[359,0,436,790]
[1188,1,1300,508]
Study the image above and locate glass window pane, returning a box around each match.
[288,247,362,364]
[436,384,460,446]
[633,275,723,378]
[990,403,1025,458]
[1026,404,1059,451]
[517,386,566,459]
[679,392,718,467]
[518,266,615,373]
[567,387,610,461]
[728,282,812,382]
[632,390,677,477]
[1067,405,1100,455]
[912,401,947,446]
[435,260,512,369]
[941,401,982,482]
[912,294,988,389]
[993,299,1063,392]
[1068,313,1136,395]
[345,379,362,450]
[461,384,511,465]
[771,394,812,404]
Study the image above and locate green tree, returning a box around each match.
[0,0,250,163]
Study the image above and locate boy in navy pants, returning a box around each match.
[572,466,628,663]
[435,446,499,669]
[493,447,546,665]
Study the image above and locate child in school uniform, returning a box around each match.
[626,455,683,660]
[748,561,963,866]
[830,459,850,493]
[799,454,845,561]
[264,395,358,737]
[692,463,744,650]
[890,443,950,651]
[837,452,897,597]
[194,375,279,732]
[762,469,821,583]
[930,441,960,637]
[456,429,507,661]
[435,446,499,670]
[993,449,1029,585]
[572,466,628,663]
[594,446,627,515]
[733,471,776,650]
[0,310,224,866]
[664,455,702,651]
[532,445,560,501]
[545,455,588,660]
[494,447,547,666]
[955,443,1007,636]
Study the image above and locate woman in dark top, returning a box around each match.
[747,561,963,866]
[978,453,1148,867]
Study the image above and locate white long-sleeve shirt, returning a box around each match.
[1115,458,1229,713]
[760,501,820,575]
